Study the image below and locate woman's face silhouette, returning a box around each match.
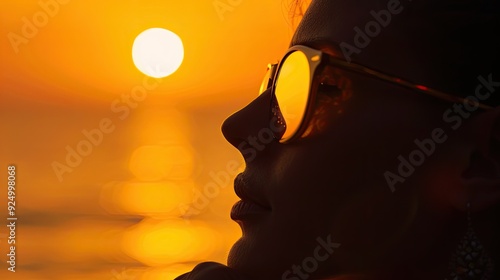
[221,1,497,279]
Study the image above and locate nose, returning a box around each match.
[221,89,284,161]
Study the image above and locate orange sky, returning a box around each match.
[0,1,298,279]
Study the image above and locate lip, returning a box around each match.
[230,200,270,221]
[231,173,271,221]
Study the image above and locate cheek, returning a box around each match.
[268,144,349,230]
[300,95,347,140]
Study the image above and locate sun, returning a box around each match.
[132,28,184,78]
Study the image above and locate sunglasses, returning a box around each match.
[259,45,494,143]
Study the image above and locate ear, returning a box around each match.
[457,107,500,212]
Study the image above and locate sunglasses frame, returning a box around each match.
[264,45,494,143]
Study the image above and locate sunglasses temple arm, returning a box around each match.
[327,57,494,111]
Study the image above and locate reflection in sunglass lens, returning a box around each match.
[274,51,310,142]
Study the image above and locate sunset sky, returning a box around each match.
[0,1,298,279]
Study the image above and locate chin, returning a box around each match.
[228,237,261,268]
[227,237,284,279]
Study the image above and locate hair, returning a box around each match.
[289,0,500,276]
[290,0,499,107]
[413,0,500,108]
[287,0,312,28]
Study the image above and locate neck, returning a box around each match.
[320,247,453,280]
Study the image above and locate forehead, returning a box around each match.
[288,0,428,83]
[291,0,386,47]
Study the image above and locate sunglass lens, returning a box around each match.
[274,51,310,141]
